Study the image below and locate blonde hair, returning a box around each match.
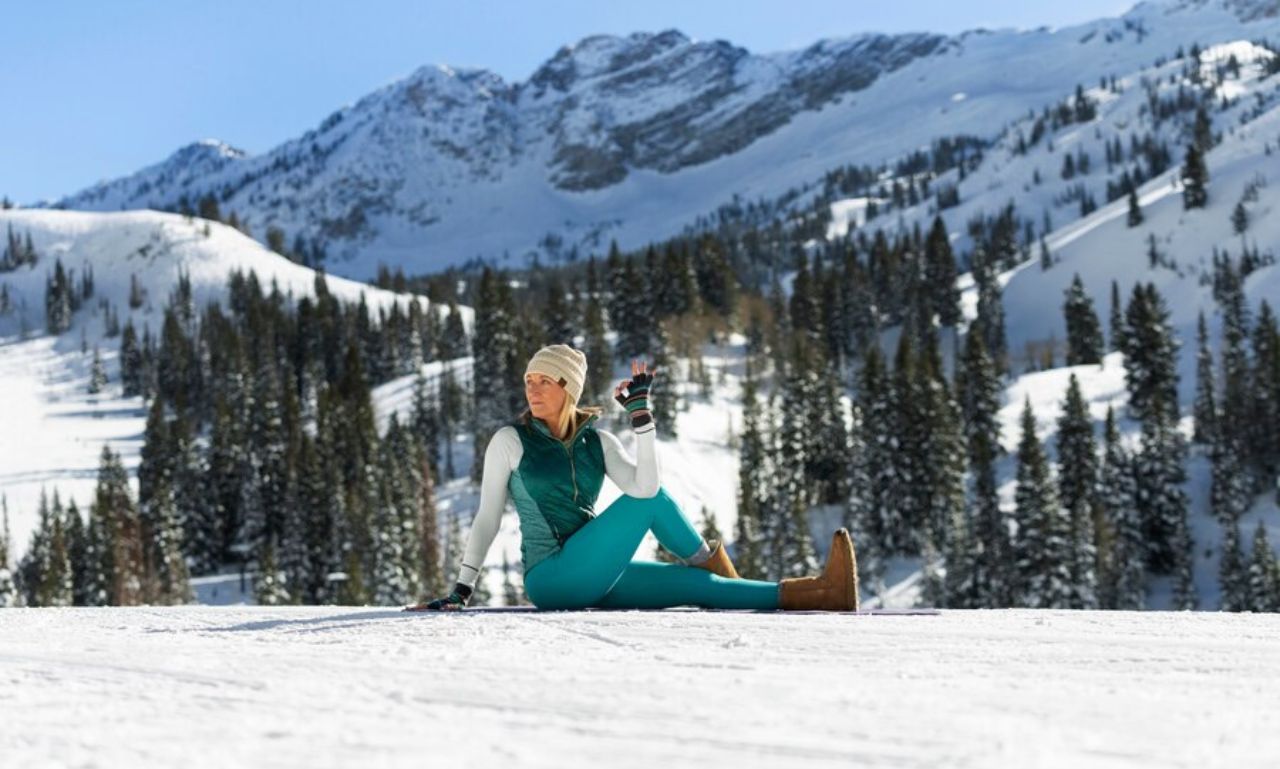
[520,398,604,443]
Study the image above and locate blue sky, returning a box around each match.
[1,0,1133,204]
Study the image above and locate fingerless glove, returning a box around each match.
[615,371,656,429]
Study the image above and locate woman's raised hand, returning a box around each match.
[614,358,657,429]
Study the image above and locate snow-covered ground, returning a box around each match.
[2,606,1278,768]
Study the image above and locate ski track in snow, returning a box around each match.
[2,607,1279,768]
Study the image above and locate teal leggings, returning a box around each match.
[522,487,781,611]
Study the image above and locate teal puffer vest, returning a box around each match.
[508,412,607,573]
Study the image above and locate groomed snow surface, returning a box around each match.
[2,606,1278,768]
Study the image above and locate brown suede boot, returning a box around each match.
[778,529,860,611]
[689,539,741,580]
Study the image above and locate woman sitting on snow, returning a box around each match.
[408,344,858,612]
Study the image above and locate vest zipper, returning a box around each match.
[564,441,578,504]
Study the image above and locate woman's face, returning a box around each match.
[525,372,566,423]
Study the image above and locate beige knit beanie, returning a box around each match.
[524,344,588,404]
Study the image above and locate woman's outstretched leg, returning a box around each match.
[593,561,779,610]
[523,488,707,609]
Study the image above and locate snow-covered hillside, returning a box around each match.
[2,605,1278,768]
[33,2,1280,279]
[0,208,460,555]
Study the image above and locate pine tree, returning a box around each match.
[1248,301,1280,495]
[64,499,91,605]
[1062,274,1104,366]
[1210,425,1251,528]
[1247,521,1279,612]
[1097,407,1144,609]
[94,445,145,605]
[1171,509,1197,610]
[1192,105,1214,154]
[1121,283,1180,425]
[1127,186,1144,227]
[957,331,1009,607]
[0,499,16,607]
[543,275,575,345]
[1057,374,1099,607]
[1013,397,1074,608]
[45,257,72,334]
[1109,280,1124,351]
[87,346,107,394]
[923,216,961,326]
[1134,393,1190,574]
[890,331,929,553]
[918,327,966,557]
[972,251,1008,373]
[470,268,521,483]
[859,345,901,559]
[416,447,444,600]
[1181,143,1209,209]
[734,357,769,579]
[1193,311,1218,444]
[582,257,613,404]
[255,538,292,605]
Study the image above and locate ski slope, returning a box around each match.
[1,606,1277,768]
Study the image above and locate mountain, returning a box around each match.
[0,208,461,555]
[36,2,1280,280]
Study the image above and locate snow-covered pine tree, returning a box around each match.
[143,477,193,605]
[917,325,965,560]
[582,257,613,403]
[734,356,769,580]
[1247,521,1279,612]
[1057,374,1099,608]
[651,319,679,440]
[251,340,290,546]
[1127,186,1144,227]
[1013,397,1074,608]
[471,267,522,483]
[254,537,291,605]
[957,331,1009,607]
[1134,392,1190,574]
[1219,268,1253,479]
[94,445,145,605]
[441,300,467,360]
[64,499,91,606]
[1098,407,1144,610]
[971,249,1009,374]
[1181,142,1209,210]
[88,346,107,394]
[1121,283,1180,425]
[415,444,444,601]
[807,344,852,507]
[769,335,819,577]
[923,217,961,327]
[859,345,900,559]
[1108,279,1124,352]
[891,331,928,554]
[1247,301,1279,495]
[1062,274,1104,366]
[1219,522,1249,611]
[44,257,72,334]
[1193,311,1218,444]
[1171,509,1198,610]
[543,274,575,346]
[0,499,16,607]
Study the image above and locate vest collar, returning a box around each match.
[530,411,599,443]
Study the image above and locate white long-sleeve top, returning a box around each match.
[456,422,660,590]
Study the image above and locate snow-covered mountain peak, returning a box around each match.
[1132,0,1280,23]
